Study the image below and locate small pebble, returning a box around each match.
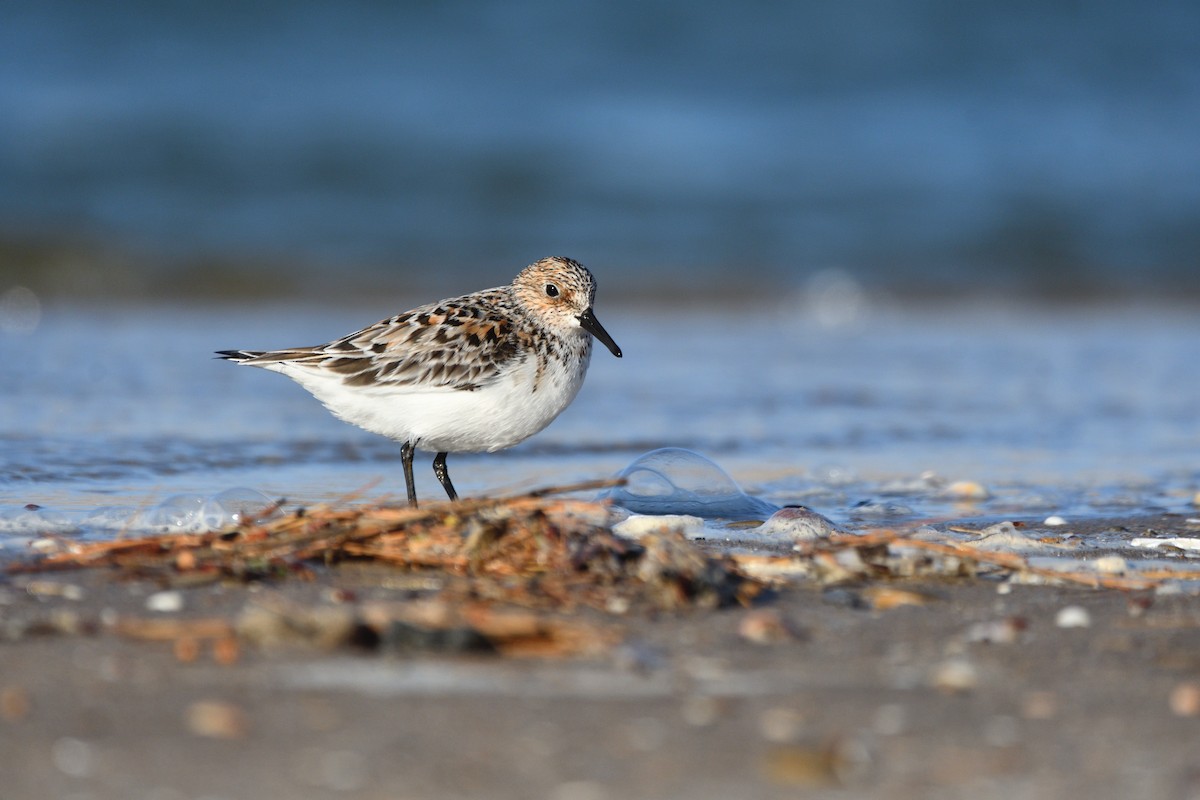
[1044,515,1068,526]
[863,586,934,611]
[613,514,705,540]
[944,480,989,501]
[184,700,249,739]
[1055,605,1091,628]
[213,636,240,665]
[605,596,631,615]
[756,506,841,541]
[0,686,31,721]
[964,617,1026,645]
[930,658,978,693]
[738,609,801,644]
[1169,682,1200,717]
[760,746,838,787]
[145,591,184,613]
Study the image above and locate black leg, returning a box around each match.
[432,452,459,501]
[400,441,418,507]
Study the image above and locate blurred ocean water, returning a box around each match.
[2,299,1198,536]
[1,1,1198,297]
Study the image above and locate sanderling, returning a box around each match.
[217,256,622,506]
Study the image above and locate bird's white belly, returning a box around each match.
[276,351,589,453]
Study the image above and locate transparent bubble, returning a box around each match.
[140,489,276,533]
[200,498,230,531]
[142,494,207,533]
[83,506,139,531]
[0,488,280,539]
[212,487,275,525]
[198,488,276,530]
[602,448,779,519]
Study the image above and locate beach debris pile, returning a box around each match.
[9,479,756,611]
[7,480,1200,660]
[731,519,1200,595]
[4,480,765,657]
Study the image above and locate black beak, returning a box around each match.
[578,307,622,358]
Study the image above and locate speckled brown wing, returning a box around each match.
[227,290,527,392]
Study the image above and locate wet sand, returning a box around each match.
[2,513,1200,800]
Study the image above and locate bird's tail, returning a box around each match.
[215,349,265,363]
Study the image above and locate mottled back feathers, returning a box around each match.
[218,256,603,394]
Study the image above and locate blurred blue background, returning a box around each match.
[1,0,1198,301]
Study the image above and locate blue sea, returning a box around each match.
[0,1,1198,297]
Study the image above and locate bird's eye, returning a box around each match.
[544,284,560,298]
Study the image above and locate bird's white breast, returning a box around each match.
[268,339,592,453]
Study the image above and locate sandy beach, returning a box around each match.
[2,509,1199,800]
